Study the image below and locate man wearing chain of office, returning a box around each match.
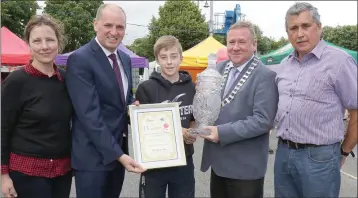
[198,21,278,198]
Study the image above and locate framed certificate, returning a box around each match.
[128,103,187,169]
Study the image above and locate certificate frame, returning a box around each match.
[128,103,186,169]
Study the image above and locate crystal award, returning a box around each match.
[188,53,224,136]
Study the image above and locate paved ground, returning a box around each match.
[70,129,357,198]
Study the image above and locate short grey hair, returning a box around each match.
[228,21,256,42]
[95,3,126,22]
[285,2,321,31]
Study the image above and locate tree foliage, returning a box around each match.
[130,6,355,59]
[323,25,357,51]
[270,37,289,50]
[213,34,226,45]
[254,24,289,55]
[253,24,271,55]
[44,0,103,53]
[129,35,155,60]
[1,0,39,37]
[130,0,208,61]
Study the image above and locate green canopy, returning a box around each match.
[259,41,358,65]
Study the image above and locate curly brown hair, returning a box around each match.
[24,14,67,53]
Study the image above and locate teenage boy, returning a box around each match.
[135,35,197,198]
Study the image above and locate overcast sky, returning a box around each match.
[37,1,357,45]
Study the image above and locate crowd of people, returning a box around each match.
[1,2,357,198]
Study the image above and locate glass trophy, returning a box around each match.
[188,54,223,136]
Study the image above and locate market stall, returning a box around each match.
[180,36,225,82]
[55,44,149,68]
[1,26,31,73]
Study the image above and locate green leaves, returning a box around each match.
[253,24,289,55]
[323,25,357,51]
[213,34,226,45]
[128,1,289,59]
[1,0,39,37]
[44,0,103,53]
[130,35,155,61]
[130,0,209,61]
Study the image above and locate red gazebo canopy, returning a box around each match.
[1,26,31,65]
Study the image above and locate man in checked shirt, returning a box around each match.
[274,2,357,198]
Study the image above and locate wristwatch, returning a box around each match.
[341,146,350,156]
[341,146,355,157]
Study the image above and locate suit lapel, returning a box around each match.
[117,50,131,103]
[90,39,123,104]
[117,50,131,83]
[219,61,230,98]
[90,39,117,83]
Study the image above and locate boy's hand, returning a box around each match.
[183,128,197,144]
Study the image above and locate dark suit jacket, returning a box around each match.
[66,39,133,171]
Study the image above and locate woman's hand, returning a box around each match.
[1,174,17,197]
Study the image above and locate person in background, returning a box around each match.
[65,3,145,198]
[1,14,72,198]
[135,35,197,198]
[274,2,357,198]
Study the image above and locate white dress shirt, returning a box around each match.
[95,37,128,100]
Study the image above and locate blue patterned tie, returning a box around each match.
[108,54,125,104]
[224,68,240,96]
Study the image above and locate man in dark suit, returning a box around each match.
[199,21,279,198]
[65,3,146,198]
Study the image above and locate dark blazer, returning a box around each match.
[66,39,133,171]
[200,59,279,180]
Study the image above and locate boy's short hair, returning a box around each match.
[153,35,183,59]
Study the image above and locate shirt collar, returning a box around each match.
[95,37,119,58]
[24,61,62,81]
[310,39,326,59]
[288,39,326,60]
